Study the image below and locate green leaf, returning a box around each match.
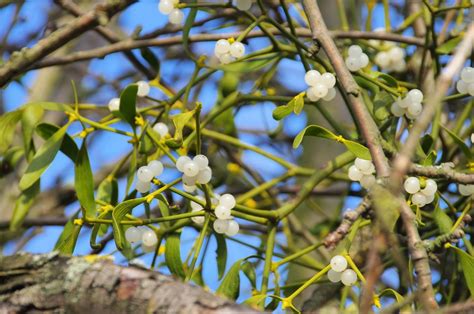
[97,177,119,206]
[272,104,293,120]
[422,150,437,166]
[244,295,268,307]
[55,211,82,255]
[441,126,473,160]
[433,205,453,234]
[342,140,372,160]
[436,36,462,54]
[19,123,69,191]
[241,261,257,289]
[35,123,79,161]
[293,125,337,149]
[420,134,434,155]
[450,246,474,297]
[111,198,145,250]
[119,84,138,127]
[182,4,197,58]
[292,92,305,115]
[215,233,227,280]
[218,53,279,73]
[354,75,379,95]
[140,47,160,73]
[126,148,137,195]
[21,105,44,157]
[157,197,170,227]
[75,142,96,218]
[171,109,195,142]
[90,210,111,249]
[0,110,22,154]
[375,72,399,88]
[165,233,186,279]
[216,259,243,300]
[10,181,40,230]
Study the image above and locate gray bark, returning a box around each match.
[0,253,257,314]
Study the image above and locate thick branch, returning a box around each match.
[0,0,136,87]
[0,253,255,313]
[301,0,390,176]
[409,164,474,184]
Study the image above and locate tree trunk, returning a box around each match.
[0,253,256,314]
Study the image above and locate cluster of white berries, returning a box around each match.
[125,226,158,252]
[176,155,212,192]
[345,45,369,72]
[348,158,376,189]
[404,177,437,207]
[108,81,151,112]
[214,39,245,64]
[136,160,164,193]
[390,89,424,120]
[152,122,169,138]
[234,0,254,10]
[190,194,240,236]
[459,184,474,196]
[456,67,474,96]
[327,255,358,286]
[158,0,184,25]
[374,46,406,73]
[304,70,337,102]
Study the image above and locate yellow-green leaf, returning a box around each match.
[216,259,243,300]
[293,125,338,149]
[172,109,195,141]
[19,123,69,191]
[436,36,462,54]
[165,233,186,279]
[10,181,40,231]
[342,140,372,160]
[215,233,227,280]
[55,211,82,255]
[0,110,22,154]
[442,126,472,160]
[119,84,138,127]
[75,142,96,218]
[35,123,79,161]
[111,198,145,250]
[449,246,474,297]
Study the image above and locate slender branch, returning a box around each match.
[391,23,474,183]
[301,0,390,176]
[32,29,423,70]
[0,0,136,87]
[409,164,474,184]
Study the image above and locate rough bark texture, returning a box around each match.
[0,253,256,314]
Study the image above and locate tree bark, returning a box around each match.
[0,253,256,314]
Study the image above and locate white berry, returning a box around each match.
[196,166,212,184]
[323,88,336,101]
[108,98,120,112]
[183,183,197,193]
[412,192,427,207]
[142,230,158,246]
[306,87,320,102]
[348,45,363,57]
[219,193,236,209]
[191,206,205,224]
[213,219,229,234]
[358,53,369,68]
[320,73,336,88]
[176,156,192,172]
[215,205,232,219]
[158,0,174,15]
[193,155,209,170]
[191,196,205,210]
[215,39,230,56]
[219,52,235,64]
[407,102,422,116]
[137,166,154,182]
[345,56,360,72]
[421,179,437,196]
[304,70,321,86]
[169,9,184,25]
[225,220,239,236]
[153,122,169,137]
[136,81,150,97]
[408,89,423,103]
[348,165,363,181]
[461,67,474,83]
[354,158,372,172]
[341,269,357,286]
[404,177,420,194]
[182,174,197,186]
[327,269,342,283]
[235,0,252,10]
[125,227,142,243]
[330,255,347,272]
[230,42,245,58]
[391,101,405,117]
[183,161,200,177]
[459,184,474,196]
[311,83,328,98]
[136,180,151,193]
[148,160,164,177]
[457,80,468,94]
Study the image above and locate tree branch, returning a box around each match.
[0,0,136,87]
[0,253,256,313]
[409,163,474,184]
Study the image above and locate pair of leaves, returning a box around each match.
[218,53,280,73]
[272,92,305,120]
[216,259,257,300]
[293,125,371,160]
[55,210,82,255]
[166,109,196,148]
